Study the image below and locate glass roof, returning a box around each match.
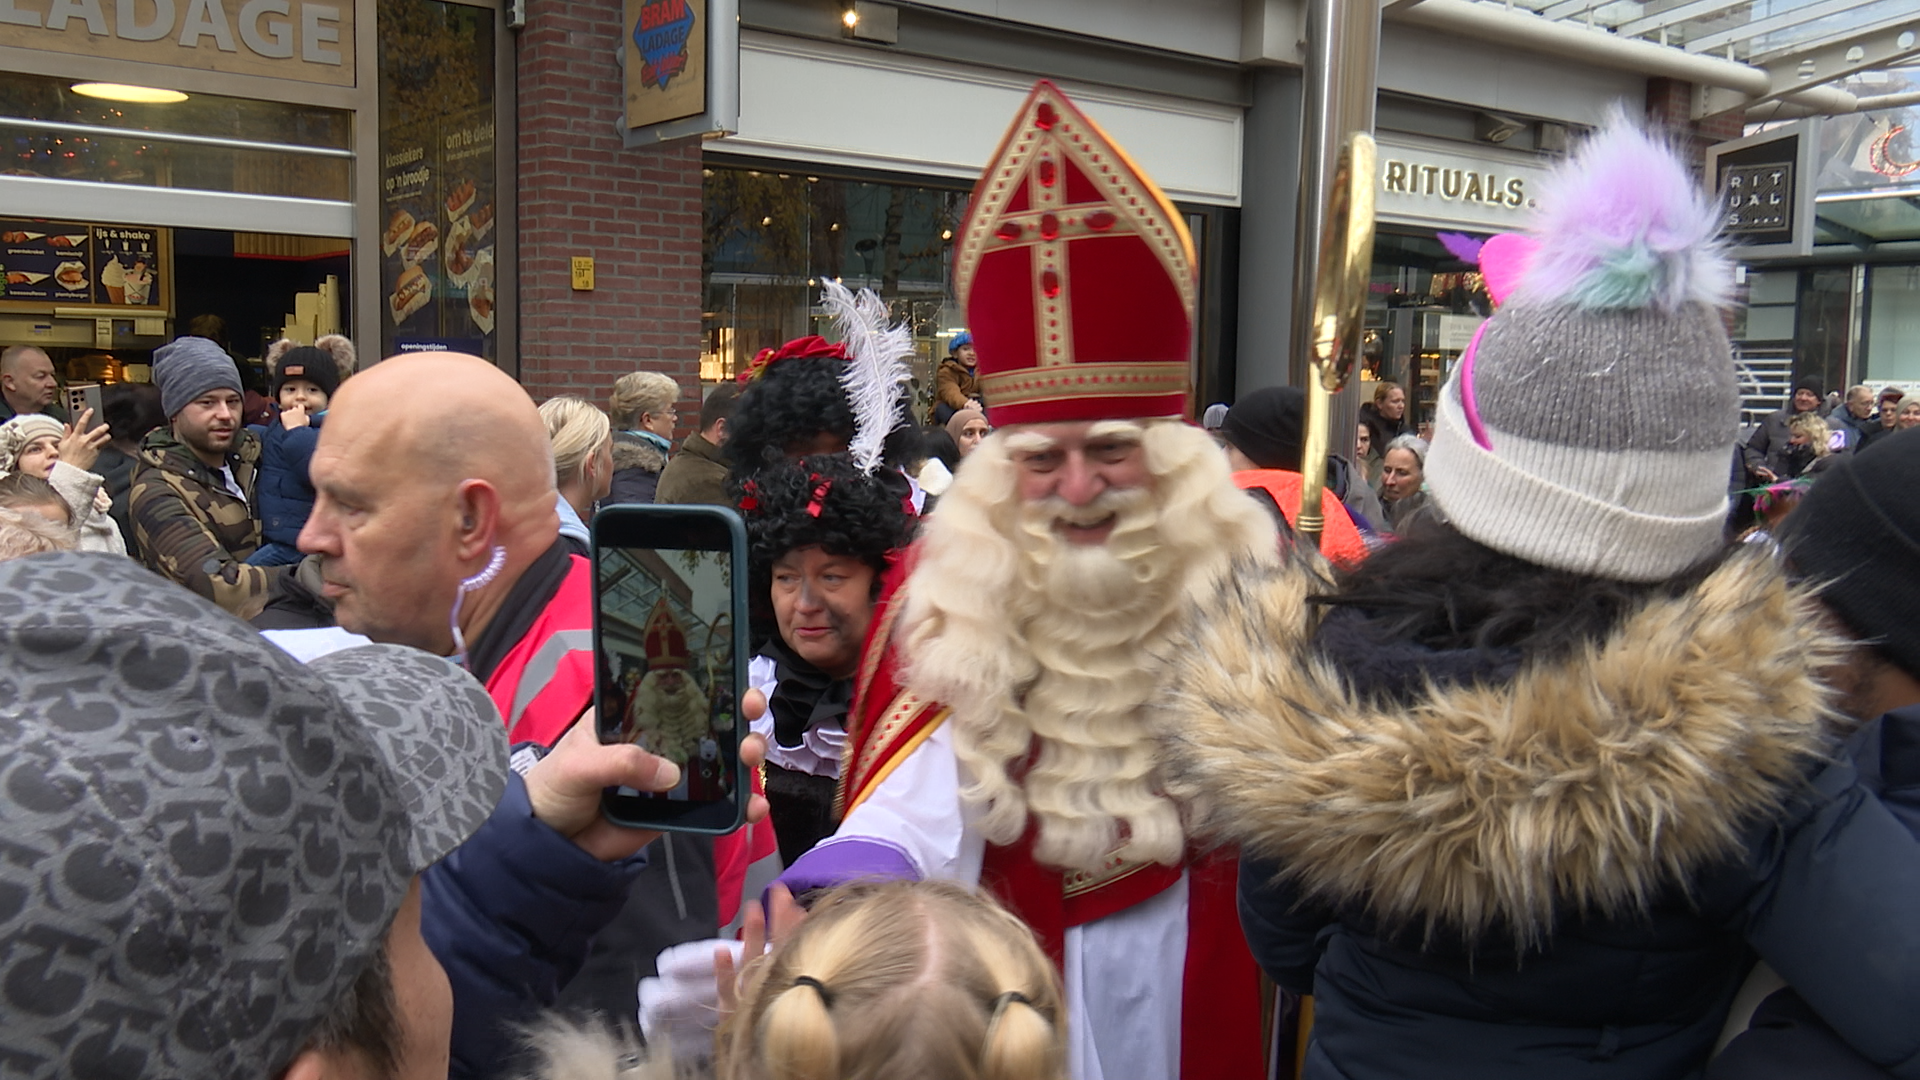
[1505,0,1917,63]
[1489,0,1920,245]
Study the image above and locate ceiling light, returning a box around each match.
[71,82,188,104]
[842,7,859,28]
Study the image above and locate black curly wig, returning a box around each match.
[738,452,916,643]
[725,357,857,481]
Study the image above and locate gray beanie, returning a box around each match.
[152,336,243,419]
[1424,118,1738,583]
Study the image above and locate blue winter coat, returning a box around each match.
[1158,551,1920,1080]
[258,414,322,546]
[423,766,649,1080]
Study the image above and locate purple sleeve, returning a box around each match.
[777,837,922,895]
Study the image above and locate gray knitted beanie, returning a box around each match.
[1424,119,1738,582]
[152,335,243,419]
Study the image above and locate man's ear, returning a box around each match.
[710,417,728,442]
[453,478,504,562]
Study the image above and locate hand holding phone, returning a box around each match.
[593,504,752,834]
[528,712,770,860]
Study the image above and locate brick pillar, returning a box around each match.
[1646,76,1747,169]
[516,0,704,416]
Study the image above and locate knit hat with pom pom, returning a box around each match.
[1423,115,1739,582]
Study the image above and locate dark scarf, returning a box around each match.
[759,636,853,749]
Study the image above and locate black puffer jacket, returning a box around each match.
[1710,704,1920,1080]
[1160,552,1920,1080]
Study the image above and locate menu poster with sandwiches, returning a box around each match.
[0,220,169,311]
[381,128,438,350]
[378,0,498,363]
[379,112,497,360]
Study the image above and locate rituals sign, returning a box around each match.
[1707,119,1819,259]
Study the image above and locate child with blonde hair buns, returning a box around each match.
[524,881,1067,1080]
[718,881,1066,1080]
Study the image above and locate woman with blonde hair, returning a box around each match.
[607,371,682,504]
[1783,411,1836,479]
[538,395,613,557]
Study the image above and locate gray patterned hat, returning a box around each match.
[0,551,507,1079]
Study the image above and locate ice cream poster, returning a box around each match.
[624,0,707,130]
[95,228,160,307]
[0,220,168,311]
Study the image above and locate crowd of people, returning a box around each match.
[4,83,1920,1080]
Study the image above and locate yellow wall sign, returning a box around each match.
[0,0,355,87]
[624,0,705,131]
[571,256,595,291]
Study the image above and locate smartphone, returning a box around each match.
[66,383,103,423]
[593,503,750,834]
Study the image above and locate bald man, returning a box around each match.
[279,352,776,1036]
[291,351,591,745]
[0,345,64,422]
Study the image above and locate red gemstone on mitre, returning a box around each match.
[1041,269,1061,297]
[995,222,1023,241]
[1086,211,1116,232]
[1038,157,1057,187]
[1040,213,1059,240]
[1035,102,1058,130]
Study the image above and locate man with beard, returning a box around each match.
[775,82,1277,1080]
[623,598,710,767]
[130,335,279,617]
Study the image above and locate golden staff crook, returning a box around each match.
[1296,133,1378,550]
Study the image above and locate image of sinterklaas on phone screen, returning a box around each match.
[595,546,737,804]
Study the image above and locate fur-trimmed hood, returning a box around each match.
[611,430,667,475]
[1159,548,1848,945]
[513,1017,677,1080]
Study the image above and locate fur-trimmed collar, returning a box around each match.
[611,431,667,474]
[1158,548,1847,944]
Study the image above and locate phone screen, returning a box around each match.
[593,505,748,833]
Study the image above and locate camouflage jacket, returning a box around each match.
[129,427,279,619]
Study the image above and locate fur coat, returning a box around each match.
[608,431,668,505]
[1155,548,1897,1080]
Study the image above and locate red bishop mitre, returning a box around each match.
[643,598,691,671]
[955,80,1198,427]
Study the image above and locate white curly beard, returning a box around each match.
[629,670,709,765]
[897,421,1278,873]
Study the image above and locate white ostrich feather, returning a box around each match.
[822,278,913,474]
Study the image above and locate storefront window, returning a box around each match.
[377,0,498,361]
[702,165,969,410]
[1796,266,1853,395]
[1367,228,1489,430]
[0,70,351,200]
[1866,264,1920,385]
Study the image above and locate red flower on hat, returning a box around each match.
[736,335,852,385]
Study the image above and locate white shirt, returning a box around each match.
[747,654,846,779]
[217,462,247,504]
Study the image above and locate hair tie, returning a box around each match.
[990,990,1032,1015]
[793,975,834,1007]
